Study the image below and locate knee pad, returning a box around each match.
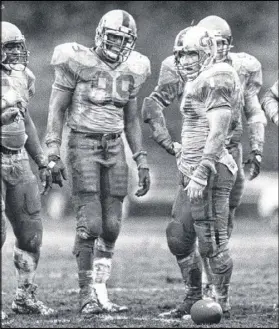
[101,196,123,243]
[15,216,43,253]
[75,193,102,239]
[166,220,196,257]
[194,221,214,258]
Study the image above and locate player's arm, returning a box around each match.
[261,80,278,125]
[243,63,267,154]
[142,59,182,155]
[242,61,267,180]
[44,87,71,191]
[124,97,150,197]
[24,109,52,192]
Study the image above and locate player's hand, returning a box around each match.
[243,150,262,180]
[1,107,20,125]
[135,166,150,197]
[184,179,206,202]
[48,155,68,187]
[39,166,53,195]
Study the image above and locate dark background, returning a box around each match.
[1,1,278,170]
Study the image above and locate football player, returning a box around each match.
[154,25,242,319]
[142,15,267,298]
[1,22,54,320]
[261,80,278,125]
[45,10,151,315]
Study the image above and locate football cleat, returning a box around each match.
[94,283,128,313]
[12,284,55,316]
[80,300,103,315]
[158,298,196,319]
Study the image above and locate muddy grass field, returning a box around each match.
[1,214,278,328]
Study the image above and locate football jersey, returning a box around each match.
[149,55,183,108]
[49,42,151,136]
[151,52,264,143]
[1,67,35,150]
[178,62,243,177]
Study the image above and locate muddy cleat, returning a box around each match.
[94,283,128,313]
[1,310,8,321]
[80,300,103,315]
[158,298,196,319]
[12,284,55,315]
[101,301,128,313]
[203,283,216,300]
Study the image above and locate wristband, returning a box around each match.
[132,150,147,161]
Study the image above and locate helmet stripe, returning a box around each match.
[122,10,130,28]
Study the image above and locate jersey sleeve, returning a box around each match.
[26,68,36,99]
[50,43,78,93]
[150,56,183,108]
[201,71,238,112]
[270,80,279,99]
[129,54,151,98]
[243,54,262,99]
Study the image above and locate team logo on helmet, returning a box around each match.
[1,21,29,71]
[95,10,137,63]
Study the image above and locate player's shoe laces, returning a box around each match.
[1,310,8,321]
[158,298,197,319]
[94,283,128,313]
[12,284,55,315]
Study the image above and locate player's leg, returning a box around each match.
[228,143,245,238]
[92,137,129,313]
[68,133,103,315]
[195,163,236,317]
[159,175,203,319]
[201,143,244,298]
[5,155,54,315]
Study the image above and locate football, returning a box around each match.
[190,299,223,325]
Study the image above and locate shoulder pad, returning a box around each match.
[50,42,90,66]
[24,67,36,83]
[159,55,179,85]
[204,62,237,88]
[230,52,261,73]
[127,51,151,78]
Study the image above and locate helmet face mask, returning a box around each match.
[197,15,233,62]
[1,22,29,71]
[2,41,29,71]
[174,26,217,82]
[95,10,137,63]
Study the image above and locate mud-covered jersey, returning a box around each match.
[49,42,150,137]
[226,52,264,142]
[149,55,183,108]
[261,79,278,122]
[1,67,35,150]
[178,62,243,177]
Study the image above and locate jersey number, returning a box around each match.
[90,71,135,107]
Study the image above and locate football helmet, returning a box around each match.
[173,25,217,81]
[198,16,233,62]
[1,21,29,71]
[95,10,137,63]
